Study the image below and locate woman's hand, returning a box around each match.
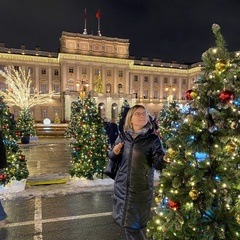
[113,142,124,155]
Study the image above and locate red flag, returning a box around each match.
[96,9,100,19]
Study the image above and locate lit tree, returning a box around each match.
[157,100,182,149]
[118,99,130,121]
[147,24,240,239]
[69,92,108,180]
[0,96,29,185]
[0,66,53,138]
[94,71,104,93]
[54,112,60,124]
[65,97,83,139]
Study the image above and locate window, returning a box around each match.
[183,79,186,85]
[53,83,60,93]
[40,83,47,93]
[54,69,59,76]
[107,70,112,77]
[82,68,87,75]
[30,83,34,94]
[69,67,74,73]
[144,76,148,82]
[173,78,178,84]
[154,77,158,83]
[134,75,138,82]
[41,109,47,119]
[143,90,148,99]
[41,68,46,75]
[118,83,123,93]
[68,80,74,91]
[28,67,34,74]
[14,109,20,117]
[106,82,111,93]
[164,77,168,84]
[119,70,123,77]
[153,90,158,99]
[0,82,6,91]
[14,66,19,71]
[95,69,100,75]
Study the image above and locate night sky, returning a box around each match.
[1,0,240,63]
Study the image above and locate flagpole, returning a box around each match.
[83,8,87,35]
[96,9,101,36]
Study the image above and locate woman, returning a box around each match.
[0,131,8,226]
[108,105,166,240]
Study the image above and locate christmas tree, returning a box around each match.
[0,96,29,185]
[54,112,60,124]
[147,24,240,239]
[69,93,108,180]
[16,108,36,137]
[95,71,104,93]
[157,100,182,149]
[118,99,130,121]
[64,97,83,138]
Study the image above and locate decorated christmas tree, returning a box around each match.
[118,99,130,121]
[0,96,29,185]
[54,112,60,124]
[64,97,83,138]
[16,108,36,138]
[147,24,240,239]
[157,100,182,149]
[95,71,104,93]
[69,92,108,180]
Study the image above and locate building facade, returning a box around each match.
[0,32,203,122]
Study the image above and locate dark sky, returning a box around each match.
[1,0,240,63]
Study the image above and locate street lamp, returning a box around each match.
[165,85,176,102]
[76,79,89,99]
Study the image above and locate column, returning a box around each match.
[48,67,52,92]
[35,66,39,91]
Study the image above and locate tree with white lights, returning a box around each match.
[0,66,53,139]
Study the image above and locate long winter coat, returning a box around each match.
[108,128,165,229]
[107,122,119,146]
[0,131,7,169]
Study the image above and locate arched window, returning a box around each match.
[118,83,123,93]
[106,82,111,93]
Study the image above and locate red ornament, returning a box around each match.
[168,200,180,210]
[79,121,83,126]
[219,90,234,103]
[185,90,193,100]
[19,155,25,160]
[76,147,81,151]
[16,131,21,136]
[91,138,95,141]
[88,151,92,155]
[2,125,7,130]
[0,174,6,180]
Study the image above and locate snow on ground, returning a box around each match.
[1,172,160,200]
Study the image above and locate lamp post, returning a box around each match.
[76,79,89,100]
[165,85,176,103]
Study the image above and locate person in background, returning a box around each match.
[107,118,119,147]
[118,106,130,133]
[108,105,166,240]
[0,131,8,226]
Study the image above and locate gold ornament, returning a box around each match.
[189,189,198,200]
[155,196,161,204]
[190,90,198,99]
[225,143,236,153]
[215,59,228,73]
[236,214,240,225]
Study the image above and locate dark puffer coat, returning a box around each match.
[108,128,165,229]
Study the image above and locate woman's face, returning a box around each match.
[131,107,148,130]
